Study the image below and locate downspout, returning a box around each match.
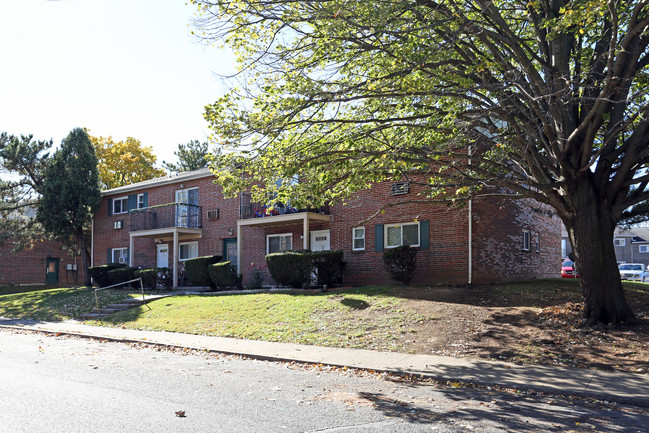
[468,145,473,286]
[90,216,94,267]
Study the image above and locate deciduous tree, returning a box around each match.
[37,128,101,286]
[194,0,649,326]
[88,132,166,189]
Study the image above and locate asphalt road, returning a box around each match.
[0,328,647,432]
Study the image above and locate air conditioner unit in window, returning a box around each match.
[391,182,410,196]
[114,220,123,229]
[207,209,219,220]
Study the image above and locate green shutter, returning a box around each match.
[143,192,148,207]
[126,247,130,265]
[127,194,137,211]
[107,249,112,264]
[420,220,429,250]
[107,198,113,216]
[375,224,384,252]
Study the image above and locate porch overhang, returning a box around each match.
[128,227,202,289]
[236,212,332,270]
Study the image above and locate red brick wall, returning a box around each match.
[93,174,240,278]
[0,240,80,286]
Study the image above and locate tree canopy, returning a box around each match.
[37,128,101,286]
[88,132,166,189]
[162,139,210,173]
[0,133,52,250]
[194,0,649,326]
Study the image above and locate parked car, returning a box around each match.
[618,263,647,282]
[561,259,578,278]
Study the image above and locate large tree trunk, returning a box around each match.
[563,195,635,326]
[78,232,92,287]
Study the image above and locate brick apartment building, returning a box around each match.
[91,168,560,288]
[0,238,81,286]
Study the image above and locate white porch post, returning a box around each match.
[173,230,179,289]
[236,222,242,271]
[303,215,309,250]
[128,234,134,267]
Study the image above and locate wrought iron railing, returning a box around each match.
[239,193,330,219]
[129,203,202,231]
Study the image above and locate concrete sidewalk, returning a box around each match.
[1,317,648,407]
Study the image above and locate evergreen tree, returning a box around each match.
[37,128,101,286]
[162,139,209,173]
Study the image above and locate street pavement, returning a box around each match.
[1,317,648,407]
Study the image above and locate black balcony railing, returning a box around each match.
[129,203,202,231]
[239,193,329,219]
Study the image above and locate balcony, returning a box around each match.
[239,193,330,219]
[129,203,202,232]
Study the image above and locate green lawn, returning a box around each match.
[89,287,421,351]
[0,286,151,321]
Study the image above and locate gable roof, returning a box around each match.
[101,168,214,197]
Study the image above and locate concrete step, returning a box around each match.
[104,304,132,310]
[78,313,106,320]
[96,308,123,314]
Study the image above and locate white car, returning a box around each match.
[618,263,647,281]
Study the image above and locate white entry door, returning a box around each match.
[310,230,331,251]
[156,244,169,268]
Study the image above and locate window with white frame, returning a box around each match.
[640,245,649,253]
[352,227,365,251]
[113,196,128,214]
[137,193,146,209]
[267,233,293,254]
[522,230,531,251]
[385,222,420,248]
[535,232,540,253]
[111,247,128,264]
[179,242,198,261]
[561,239,567,258]
[614,238,626,247]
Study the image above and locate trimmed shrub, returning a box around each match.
[311,250,344,287]
[208,261,242,290]
[184,255,222,287]
[134,268,158,290]
[383,246,417,285]
[266,251,313,288]
[107,266,139,288]
[88,262,126,287]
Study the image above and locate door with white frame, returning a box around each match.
[156,244,169,268]
[310,230,331,251]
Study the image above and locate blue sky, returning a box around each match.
[0,0,232,165]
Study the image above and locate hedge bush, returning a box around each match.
[311,250,344,287]
[88,262,126,287]
[184,255,222,287]
[266,251,314,288]
[208,261,242,290]
[134,267,171,290]
[383,246,417,285]
[107,266,139,288]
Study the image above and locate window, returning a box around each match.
[614,238,626,247]
[522,230,531,251]
[179,242,198,261]
[111,247,128,264]
[267,233,292,254]
[113,196,128,214]
[176,187,199,205]
[352,227,365,251]
[535,232,540,253]
[561,239,567,258]
[385,222,420,248]
[640,245,649,253]
[137,193,146,209]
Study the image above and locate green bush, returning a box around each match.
[107,266,139,287]
[184,255,222,287]
[88,262,126,287]
[208,261,242,290]
[134,268,158,290]
[383,246,418,285]
[311,250,344,287]
[266,251,313,288]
